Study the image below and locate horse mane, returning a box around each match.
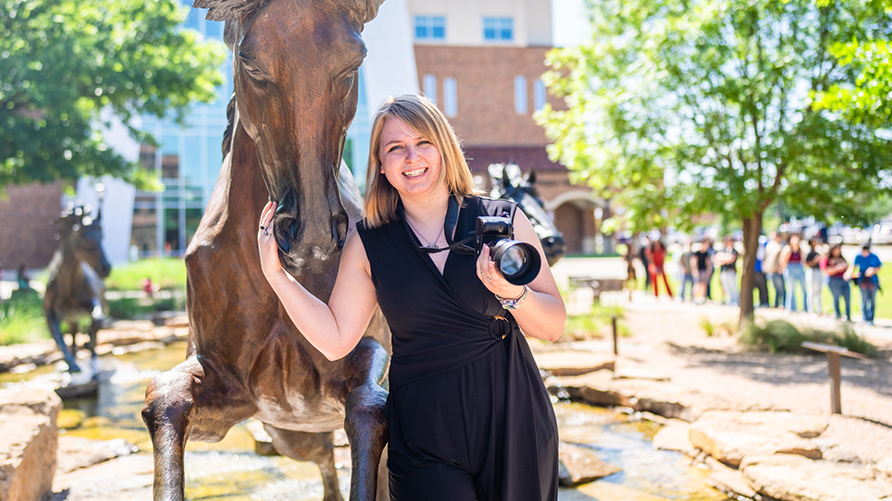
[196,0,383,30]
[222,93,237,158]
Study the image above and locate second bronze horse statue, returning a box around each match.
[142,1,391,500]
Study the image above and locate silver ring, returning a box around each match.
[263,230,270,236]
[485,276,492,281]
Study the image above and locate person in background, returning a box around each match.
[852,244,882,325]
[647,239,673,298]
[804,238,824,315]
[691,239,713,305]
[639,236,651,292]
[16,264,32,291]
[714,237,740,306]
[753,235,770,307]
[679,242,695,302]
[703,236,716,299]
[822,244,851,322]
[763,231,786,308]
[779,234,808,312]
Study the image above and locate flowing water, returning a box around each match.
[1,343,732,501]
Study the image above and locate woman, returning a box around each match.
[691,239,713,305]
[779,234,808,312]
[822,244,851,321]
[805,238,824,315]
[258,95,565,500]
[647,239,672,298]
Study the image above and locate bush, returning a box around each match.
[0,292,50,345]
[739,319,875,355]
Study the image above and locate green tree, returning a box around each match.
[1,0,226,188]
[813,0,892,128]
[539,0,892,326]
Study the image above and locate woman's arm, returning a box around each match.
[475,209,567,342]
[258,202,378,361]
[778,246,790,271]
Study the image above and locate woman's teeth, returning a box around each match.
[403,168,426,177]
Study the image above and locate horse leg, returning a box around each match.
[142,355,257,501]
[343,337,389,501]
[68,321,79,358]
[263,427,343,501]
[46,312,80,372]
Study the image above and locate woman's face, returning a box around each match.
[378,117,444,199]
[790,235,800,248]
[831,247,841,258]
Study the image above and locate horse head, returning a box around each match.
[197,0,382,276]
[56,206,112,278]
[488,163,566,266]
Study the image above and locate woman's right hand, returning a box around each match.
[258,201,284,282]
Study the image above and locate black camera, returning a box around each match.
[475,216,541,286]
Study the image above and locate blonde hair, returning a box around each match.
[363,94,480,227]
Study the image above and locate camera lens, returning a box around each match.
[500,246,526,276]
[491,240,541,286]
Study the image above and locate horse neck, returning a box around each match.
[47,240,86,288]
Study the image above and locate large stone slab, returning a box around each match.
[0,342,57,373]
[533,351,615,376]
[558,442,621,487]
[652,420,697,457]
[741,454,892,501]
[56,437,136,474]
[50,454,154,501]
[689,411,828,468]
[550,372,632,407]
[704,456,757,499]
[0,387,62,501]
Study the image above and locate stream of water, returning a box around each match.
[1,343,732,501]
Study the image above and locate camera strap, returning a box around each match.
[419,195,475,254]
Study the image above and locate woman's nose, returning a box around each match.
[405,146,420,163]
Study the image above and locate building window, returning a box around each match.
[443,77,457,117]
[415,16,446,41]
[514,76,528,114]
[534,79,547,111]
[423,74,437,104]
[484,17,513,42]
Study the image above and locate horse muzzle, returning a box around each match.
[272,198,348,276]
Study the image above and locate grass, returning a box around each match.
[0,292,50,345]
[562,303,630,341]
[105,258,187,291]
[739,318,875,355]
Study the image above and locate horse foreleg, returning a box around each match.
[142,356,256,501]
[263,426,343,501]
[46,312,80,372]
[343,337,389,501]
[67,321,79,356]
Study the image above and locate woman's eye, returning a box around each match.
[388,145,403,153]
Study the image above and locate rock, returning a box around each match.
[558,442,621,486]
[704,456,757,499]
[632,397,687,420]
[550,372,632,407]
[613,368,670,381]
[652,420,697,457]
[689,411,828,468]
[246,419,279,456]
[50,454,154,501]
[534,351,615,376]
[0,387,62,501]
[0,343,57,373]
[876,456,892,481]
[741,454,892,501]
[55,437,136,474]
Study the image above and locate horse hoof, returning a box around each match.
[67,362,83,373]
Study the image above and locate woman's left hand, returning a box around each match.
[476,244,525,299]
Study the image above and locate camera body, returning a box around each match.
[475,216,541,286]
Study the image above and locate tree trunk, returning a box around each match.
[739,213,763,329]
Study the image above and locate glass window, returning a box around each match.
[185,208,202,249]
[514,76,528,114]
[183,136,203,183]
[483,17,513,42]
[443,77,457,117]
[160,134,181,179]
[414,16,446,41]
[423,74,437,105]
[206,19,223,39]
[130,207,157,255]
[534,79,547,111]
[206,135,223,184]
[163,208,180,255]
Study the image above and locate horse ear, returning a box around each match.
[194,0,265,22]
[526,165,537,185]
[487,163,503,182]
[336,0,386,28]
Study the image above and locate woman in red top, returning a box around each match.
[647,239,673,298]
[822,244,851,321]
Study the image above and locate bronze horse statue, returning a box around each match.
[488,163,566,266]
[142,1,391,500]
[43,206,111,373]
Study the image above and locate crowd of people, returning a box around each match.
[627,234,883,325]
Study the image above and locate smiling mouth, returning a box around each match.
[403,168,427,178]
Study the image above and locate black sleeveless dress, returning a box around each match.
[356,196,559,501]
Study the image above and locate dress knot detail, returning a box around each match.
[489,315,512,340]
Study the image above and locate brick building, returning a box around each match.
[408,0,603,254]
[0,182,64,269]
